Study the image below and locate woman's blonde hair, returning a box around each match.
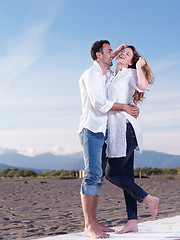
[127,45,154,105]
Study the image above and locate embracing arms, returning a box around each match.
[110,103,139,118]
[83,70,139,118]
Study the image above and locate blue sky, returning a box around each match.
[0,0,179,156]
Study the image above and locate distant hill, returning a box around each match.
[0,150,179,171]
[0,163,14,171]
[0,162,45,173]
[134,151,180,168]
[0,152,84,171]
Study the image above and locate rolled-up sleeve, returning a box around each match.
[84,69,114,113]
[130,70,144,93]
[99,100,114,113]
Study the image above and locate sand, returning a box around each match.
[0,177,180,239]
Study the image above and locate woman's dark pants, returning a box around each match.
[105,123,148,220]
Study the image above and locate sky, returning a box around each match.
[0,0,179,157]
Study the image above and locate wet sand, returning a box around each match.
[0,177,180,239]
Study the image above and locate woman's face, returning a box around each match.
[116,47,133,67]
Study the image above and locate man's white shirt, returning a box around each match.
[79,61,114,135]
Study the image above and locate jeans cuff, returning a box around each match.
[80,184,101,196]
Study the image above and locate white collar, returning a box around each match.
[93,61,103,75]
[93,61,113,76]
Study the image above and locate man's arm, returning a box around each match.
[110,103,139,118]
[83,67,139,118]
[83,70,114,113]
[112,44,126,58]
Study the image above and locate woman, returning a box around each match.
[105,45,159,234]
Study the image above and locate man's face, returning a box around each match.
[101,43,114,67]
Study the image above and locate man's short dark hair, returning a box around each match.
[91,40,110,61]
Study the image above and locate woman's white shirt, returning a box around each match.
[107,68,143,158]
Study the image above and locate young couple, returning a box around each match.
[78,40,159,239]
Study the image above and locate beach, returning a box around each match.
[0,177,180,240]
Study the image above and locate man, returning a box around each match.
[79,40,139,238]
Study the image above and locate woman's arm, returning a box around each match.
[112,44,126,58]
[136,57,148,91]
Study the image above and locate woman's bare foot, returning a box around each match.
[143,195,159,219]
[115,219,138,234]
[96,222,115,232]
[85,223,110,238]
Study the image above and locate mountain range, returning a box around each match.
[0,150,179,172]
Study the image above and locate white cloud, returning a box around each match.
[21,145,74,157]
[143,131,180,155]
[0,146,17,154]
[0,0,66,85]
[0,128,82,157]
[151,52,180,73]
[145,90,180,104]
[0,128,179,156]
[139,109,180,129]
[138,87,180,130]
[0,22,51,84]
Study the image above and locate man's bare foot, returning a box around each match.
[115,220,138,234]
[143,195,159,219]
[85,223,110,238]
[96,222,115,232]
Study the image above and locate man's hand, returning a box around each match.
[124,104,139,118]
[112,44,127,59]
[110,103,139,118]
[117,44,127,52]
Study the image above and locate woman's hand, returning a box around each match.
[136,57,146,69]
[136,57,148,91]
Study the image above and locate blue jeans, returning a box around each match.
[79,128,107,196]
[105,123,148,220]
